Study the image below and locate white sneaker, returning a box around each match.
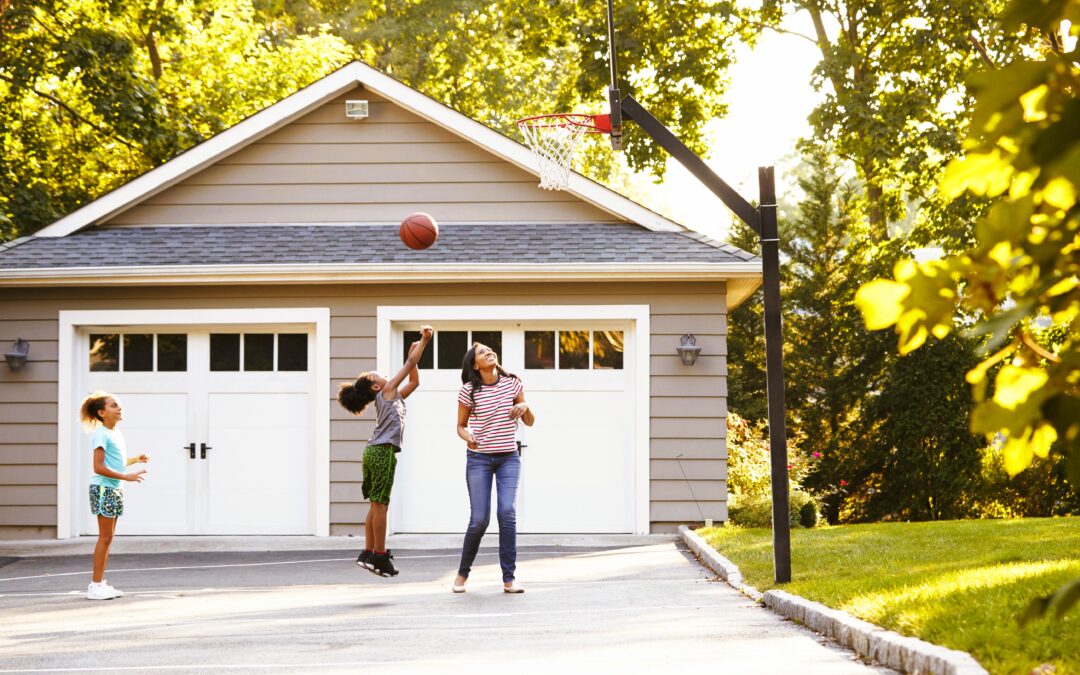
[87,582,121,600]
[102,580,123,597]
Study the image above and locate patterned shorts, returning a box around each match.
[362,444,398,505]
[89,484,124,518]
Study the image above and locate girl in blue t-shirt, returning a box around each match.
[79,392,149,600]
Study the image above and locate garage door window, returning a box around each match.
[403,330,502,369]
[210,333,309,372]
[524,330,623,370]
[90,333,188,372]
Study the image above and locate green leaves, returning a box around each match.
[0,0,353,237]
[857,0,1080,486]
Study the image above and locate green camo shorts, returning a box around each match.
[362,444,398,505]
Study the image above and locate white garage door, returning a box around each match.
[392,323,635,534]
[76,328,315,535]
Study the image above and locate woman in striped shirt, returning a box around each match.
[452,342,535,594]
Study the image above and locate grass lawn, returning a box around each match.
[699,517,1080,675]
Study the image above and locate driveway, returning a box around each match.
[0,538,889,673]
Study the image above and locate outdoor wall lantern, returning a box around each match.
[676,334,701,366]
[5,338,29,371]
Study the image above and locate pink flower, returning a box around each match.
[839,479,848,487]
[812,452,822,458]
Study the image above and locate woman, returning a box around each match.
[452,342,535,594]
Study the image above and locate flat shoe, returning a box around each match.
[503,583,525,594]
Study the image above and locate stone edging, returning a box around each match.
[678,526,988,675]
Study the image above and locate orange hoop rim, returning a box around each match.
[516,113,612,134]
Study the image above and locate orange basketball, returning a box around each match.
[400,212,439,250]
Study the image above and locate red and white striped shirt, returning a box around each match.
[458,375,524,454]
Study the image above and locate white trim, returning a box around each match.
[35,61,685,238]
[0,262,760,281]
[376,304,651,535]
[55,308,331,539]
[1,264,763,309]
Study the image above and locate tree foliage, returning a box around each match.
[746,0,1024,239]
[1,0,746,239]
[854,333,984,521]
[255,0,744,177]
[0,0,352,239]
[856,0,1080,618]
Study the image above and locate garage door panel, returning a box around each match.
[519,390,632,532]
[83,393,189,535]
[207,392,310,534]
[394,386,472,533]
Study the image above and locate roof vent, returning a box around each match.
[345,100,369,120]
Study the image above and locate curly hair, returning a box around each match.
[337,373,378,415]
[79,391,113,431]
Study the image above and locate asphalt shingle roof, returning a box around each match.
[0,223,758,269]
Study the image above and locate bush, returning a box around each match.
[726,413,821,528]
[729,489,821,529]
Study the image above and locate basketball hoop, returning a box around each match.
[516,113,612,190]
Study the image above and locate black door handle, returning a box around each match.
[517,441,527,455]
[184,443,195,459]
[201,443,212,459]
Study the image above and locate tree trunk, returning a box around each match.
[145,0,165,80]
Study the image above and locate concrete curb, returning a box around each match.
[678,524,763,601]
[678,526,988,675]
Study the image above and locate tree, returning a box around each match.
[854,333,984,521]
[253,0,746,178]
[856,0,1080,618]
[0,0,352,238]
[746,0,1026,239]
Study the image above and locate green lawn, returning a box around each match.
[699,518,1080,675]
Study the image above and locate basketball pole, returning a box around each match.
[606,5,792,584]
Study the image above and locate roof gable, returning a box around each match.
[109,87,617,226]
[37,61,683,237]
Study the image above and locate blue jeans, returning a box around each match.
[457,450,521,583]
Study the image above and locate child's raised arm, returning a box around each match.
[384,325,433,397]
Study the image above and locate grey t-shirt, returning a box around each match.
[368,392,406,449]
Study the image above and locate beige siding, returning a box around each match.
[0,280,728,536]
[111,91,617,226]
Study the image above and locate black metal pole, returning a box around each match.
[758,166,791,583]
[619,94,792,583]
[605,0,623,148]
[619,96,758,231]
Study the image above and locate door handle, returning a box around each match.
[184,443,195,459]
[517,441,527,455]
[201,443,212,459]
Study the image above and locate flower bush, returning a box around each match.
[726,413,820,528]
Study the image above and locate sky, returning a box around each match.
[649,12,826,241]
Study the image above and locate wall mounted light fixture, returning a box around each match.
[5,338,29,371]
[675,333,701,366]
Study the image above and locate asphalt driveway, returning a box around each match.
[0,539,889,674]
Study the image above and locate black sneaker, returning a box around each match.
[356,549,374,570]
[370,550,399,577]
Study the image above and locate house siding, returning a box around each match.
[109,90,619,226]
[0,281,727,538]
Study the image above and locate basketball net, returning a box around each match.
[517,114,611,191]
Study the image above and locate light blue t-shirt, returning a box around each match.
[89,427,127,489]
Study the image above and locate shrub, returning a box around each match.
[729,489,821,529]
[726,413,821,528]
